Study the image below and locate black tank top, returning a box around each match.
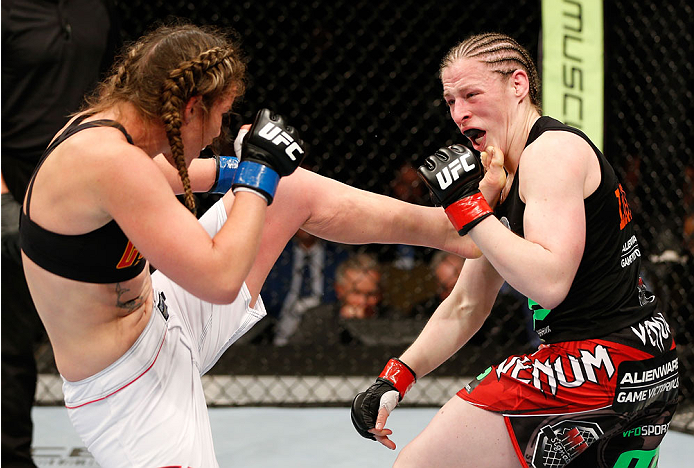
[19,116,146,283]
[494,116,656,343]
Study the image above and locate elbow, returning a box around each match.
[210,285,242,305]
[197,274,243,305]
[530,283,571,311]
[521,262,577,310]
[213,272,246,304]
[532,250,582,309]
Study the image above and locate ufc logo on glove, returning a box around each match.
[436,154,477,189]
[258,122,305,161]
[231,108,307,204]
[417,144,491,236]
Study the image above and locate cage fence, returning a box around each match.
[34,0,693,433]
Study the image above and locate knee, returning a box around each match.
[392,443,418,468]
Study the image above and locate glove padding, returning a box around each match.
[241,108,306,176]
[418,144,493,236]
[351,379,400,440]
[232,109,307,203]
[351,358,416,441]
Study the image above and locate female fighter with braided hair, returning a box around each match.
[352,33,678,468]
[19,23,504,467]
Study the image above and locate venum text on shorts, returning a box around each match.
[495,344,615,397]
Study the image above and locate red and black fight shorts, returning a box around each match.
[458,311,679,468]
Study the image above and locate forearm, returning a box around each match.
[400,315,477,379]
[469,217,576,309]
[399,255,503,378]
[399,291,489,378]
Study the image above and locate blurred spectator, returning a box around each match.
[408,251,539,349]
[287,253,390,345]
[684,213,694,256]
[264,230,351,345]
[402,250,538,350]
[640,165,694,320]
[1,1,120,465]
[389,162,429,270]
[390,161,428,206]
[683,164,694,255]
[410,251,465,318]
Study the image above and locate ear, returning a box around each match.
[510,69,530,101]
[183,96,203,124]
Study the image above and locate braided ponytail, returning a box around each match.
[159,71,195,213]
[161,46,239,214]
[83,23,247,214]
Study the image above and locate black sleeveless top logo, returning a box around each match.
[494,116,656,343]
[19,116,146,283]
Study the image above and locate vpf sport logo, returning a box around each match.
[436,153,477,189]
[258,123,304,161]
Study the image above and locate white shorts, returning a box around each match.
[62,199,267,468]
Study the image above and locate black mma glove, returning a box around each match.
[232,108,307,204]
[351,358,416,440]
[417,144,493,236]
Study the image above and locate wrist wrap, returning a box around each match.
[209,155,239,194]
[378,358,417,399]
[444,192,493,236]
[232,160,280,204]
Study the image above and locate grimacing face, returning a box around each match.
[441,58,517,154]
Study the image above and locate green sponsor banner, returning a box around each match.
[542,0,604,151]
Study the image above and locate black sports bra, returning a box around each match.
[19,116,146,283]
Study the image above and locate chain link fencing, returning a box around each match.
[34,0,693,433]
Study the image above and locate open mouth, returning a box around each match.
[463,128,486,147]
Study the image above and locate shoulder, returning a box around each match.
[521,129,594,179]
[69,126,153,175]
[51,125,169,216]
[523,128,593,165]
[520,127,600,202]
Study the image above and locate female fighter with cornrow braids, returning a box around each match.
[19,23,504,467]
[352,33,678,468]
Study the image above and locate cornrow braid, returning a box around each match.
[441,33,542,112]
[161,46,238,214]
[110,40,146,92]
[82,22,248,215]
[81,39,143,113]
